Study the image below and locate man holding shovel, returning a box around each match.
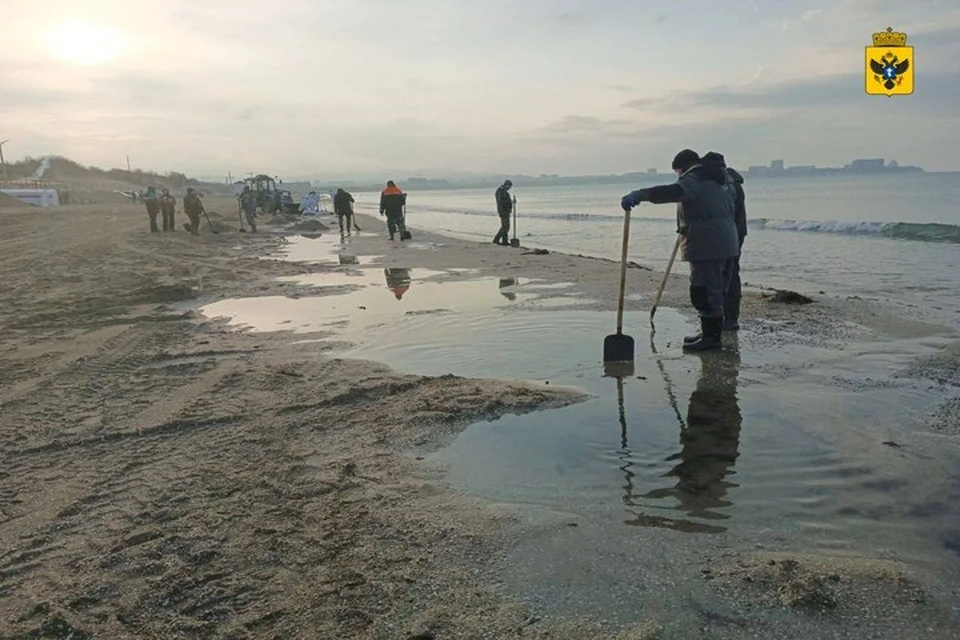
[182,188,206,236]
[620,149,738,352]
[240,186,258,233]
[492,179,513,246]
[379,180,407,241]
[333,188,356,236]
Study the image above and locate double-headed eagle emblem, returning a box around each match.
[865,27,913,96]
[870,53,909,91]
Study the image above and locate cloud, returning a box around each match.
[1,0,958,176]
[553,12,590,27]
[622,66,960,118]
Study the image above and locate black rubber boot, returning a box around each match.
[683,317,723,352]
[683,331,702,344]
[723,309,740,331]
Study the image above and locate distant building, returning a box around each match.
[770,159,785,172]
[847,158,885,172]
[646,168,657,175]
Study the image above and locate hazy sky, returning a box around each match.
[2,0,958,179]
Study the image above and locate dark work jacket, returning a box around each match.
[379,186,406,216]
[334,190,354,216]
[495,185,512,216]
[726,168,747,247]
[183,193,204,217]
[643,165,739,262]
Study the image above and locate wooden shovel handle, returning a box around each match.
[650,233,681,320]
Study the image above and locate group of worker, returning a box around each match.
[141,186,208,236]
[139,153,746,354]
[620,149,747,353]
[331,181,408,241]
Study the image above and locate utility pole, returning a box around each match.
[126,155,131,171]
[0,140,9,180]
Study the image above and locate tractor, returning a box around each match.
[238,174,300,214]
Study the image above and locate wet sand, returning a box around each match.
[1,198,959,638]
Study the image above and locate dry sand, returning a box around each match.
[1,197,959,639]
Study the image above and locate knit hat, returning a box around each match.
[671,149,700,172]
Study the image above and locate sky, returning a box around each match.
[1,0,959,180]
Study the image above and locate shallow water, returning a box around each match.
[200,229,960,627]
[349,175,960,331]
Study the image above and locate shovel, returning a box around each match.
[201,208,219,235]
[650,232,681,330]
[509,195,520,247]
[603,207,635,367]
[237,199,246,232]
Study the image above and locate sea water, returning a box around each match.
[351,173,960,330]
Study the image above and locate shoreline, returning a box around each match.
[2,200,959,638]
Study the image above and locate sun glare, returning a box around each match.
[44,20,126,66]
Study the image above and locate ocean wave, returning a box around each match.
[749,219,960,244]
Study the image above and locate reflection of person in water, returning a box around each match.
[649,349,742,520]
[621,347,742,533]
[384,267,411,300]
[498,277,517,301]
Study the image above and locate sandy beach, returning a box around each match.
[2,195,959,639]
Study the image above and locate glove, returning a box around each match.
[620,189,649,211]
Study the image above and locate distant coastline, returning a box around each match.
[322,158,931,192]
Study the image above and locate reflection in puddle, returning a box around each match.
[621,351,743,534]
[499,277,517,301]
[201,268,580,336]
[356,308,960,582]
[209,229,960,624]
[385,267,411,300]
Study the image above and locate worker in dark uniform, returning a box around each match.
[240,186,258,232]
[143,186,160,232]
[334,188,355,236]
[722,165,747,331]
[379,181,407,241]
[621,149,739,352]
[159,188,176,232]
[182,188,205,236]
[492,179,513,245]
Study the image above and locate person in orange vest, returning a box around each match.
[379,180,408,241]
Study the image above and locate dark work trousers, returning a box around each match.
[185,211,201,236]
[493,214,510,244]
[146,201,160,232]
[385,211,405,238]
[689,258,735,319]
[161,205,175,232]
[724,251,742,321]
[338,213,352,235]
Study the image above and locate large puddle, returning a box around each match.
[200,232,960,626]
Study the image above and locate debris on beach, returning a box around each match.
[765,289,814,304]
[523,248,549,255]
[627,260,651,270]
[208,220,234,233]
[292,219,329,232]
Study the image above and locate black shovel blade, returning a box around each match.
[509,238,520,247]
[603,332,634,364]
